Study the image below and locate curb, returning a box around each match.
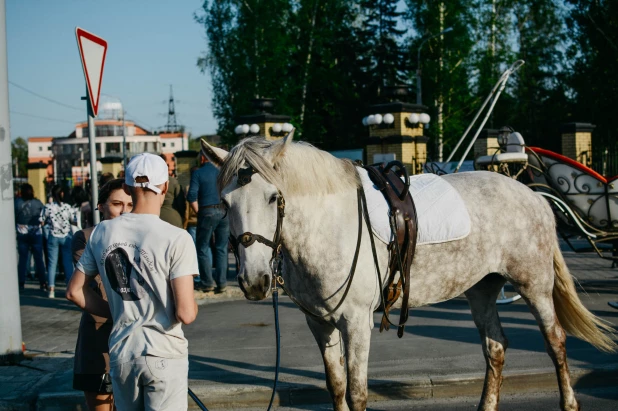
[28,364,618,410]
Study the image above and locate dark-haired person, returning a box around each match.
[72,179,132,411]
[15,184,47,291]
[72,185,92,229]
[41,184,78,298]
[67,154,198,410]
[99,172,114,187]
[159,154,186,228]
[187,152,229,293]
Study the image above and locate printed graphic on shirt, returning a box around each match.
[104,247,147,301]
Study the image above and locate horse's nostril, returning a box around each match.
[263,274,270,290]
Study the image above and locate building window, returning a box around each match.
[162,142,166,148]
[107,142,121,153]
[170,142,175,148]
[38,146,43,151]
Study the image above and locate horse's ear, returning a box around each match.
[271,128,295,164]
[200,139,228,168]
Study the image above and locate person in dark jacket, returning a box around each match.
[72,178,132,410]
[15,183,46,290]
[159,155,186,228]
[187,153,229,292]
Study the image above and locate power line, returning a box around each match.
[8,81,83,112]
[10,110,76,124]
[124,110,155,131]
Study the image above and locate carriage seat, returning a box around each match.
[527,147,618,231]
[475,131,528,166]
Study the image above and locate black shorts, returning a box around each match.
[72,373,113,393]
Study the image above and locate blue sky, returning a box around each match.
[6,0,216,140]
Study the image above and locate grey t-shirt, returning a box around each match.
[77,213,198,366]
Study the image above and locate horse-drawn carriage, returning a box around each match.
[472,126,618,266]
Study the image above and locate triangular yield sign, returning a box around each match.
[76,28,107,117]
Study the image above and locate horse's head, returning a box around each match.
[200,131,294,301]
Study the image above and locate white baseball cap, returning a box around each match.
[125,153,169,194]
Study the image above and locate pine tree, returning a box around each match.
[286,0,367,149]
[356,0,407,98]
[510,0,568,152]
[196,0,295,144]
[566,0,618,163]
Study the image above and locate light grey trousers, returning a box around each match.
[110,355,188,411]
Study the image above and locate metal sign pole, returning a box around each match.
[87,99,100,224]
[0,0,23,363]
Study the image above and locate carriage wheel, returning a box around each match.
[496,284,522,305]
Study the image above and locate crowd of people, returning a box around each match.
[14,152,229,299]
[14,151,229,410]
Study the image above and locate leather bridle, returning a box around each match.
[226,164,364,317]
[228,166,286,284]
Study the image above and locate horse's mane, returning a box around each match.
[218,137,360,196]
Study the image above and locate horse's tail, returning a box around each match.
[552,246,617,352]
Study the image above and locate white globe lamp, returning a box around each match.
[383,113,394,124]
[272,123,282,133]
[282,123,293,132]
[241,124,250,134]
[419,113,431,124]
[408,113,420,124]
[374,114,383,125]
[250,124,260,134]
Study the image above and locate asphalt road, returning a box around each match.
[239,387,618,411]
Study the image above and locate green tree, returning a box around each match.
[196,0,295,145]
[197,0,369,150]
[406,0,475,161]
[566,0,618,156]
[356,0,407,97]
[508,0,568,152]
[289,0,368,149]
[11,137,28,178]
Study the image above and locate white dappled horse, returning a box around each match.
[201,132,615,411]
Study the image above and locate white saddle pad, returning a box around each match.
[357,168,471,245]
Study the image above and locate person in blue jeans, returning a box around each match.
[41,185,77,298]
[15,184,47,291]
[187,153,230,292]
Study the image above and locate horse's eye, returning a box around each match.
[269,194,277,204]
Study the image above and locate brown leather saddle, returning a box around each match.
[364,161,419,338]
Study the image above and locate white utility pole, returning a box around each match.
[0,0,24,364]
[87,106,99,223]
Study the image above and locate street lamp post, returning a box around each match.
[52,154,57,184]
[416,27,453,105]
[79,147,84,186]
[121,109,126,169]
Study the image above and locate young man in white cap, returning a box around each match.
[67,153,199,410]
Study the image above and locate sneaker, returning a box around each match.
[48,289,55,299]
[608,301,618,310]
[215,286,227,294]
[197,284,215,292]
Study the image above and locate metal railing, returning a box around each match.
[591,145,618,177]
